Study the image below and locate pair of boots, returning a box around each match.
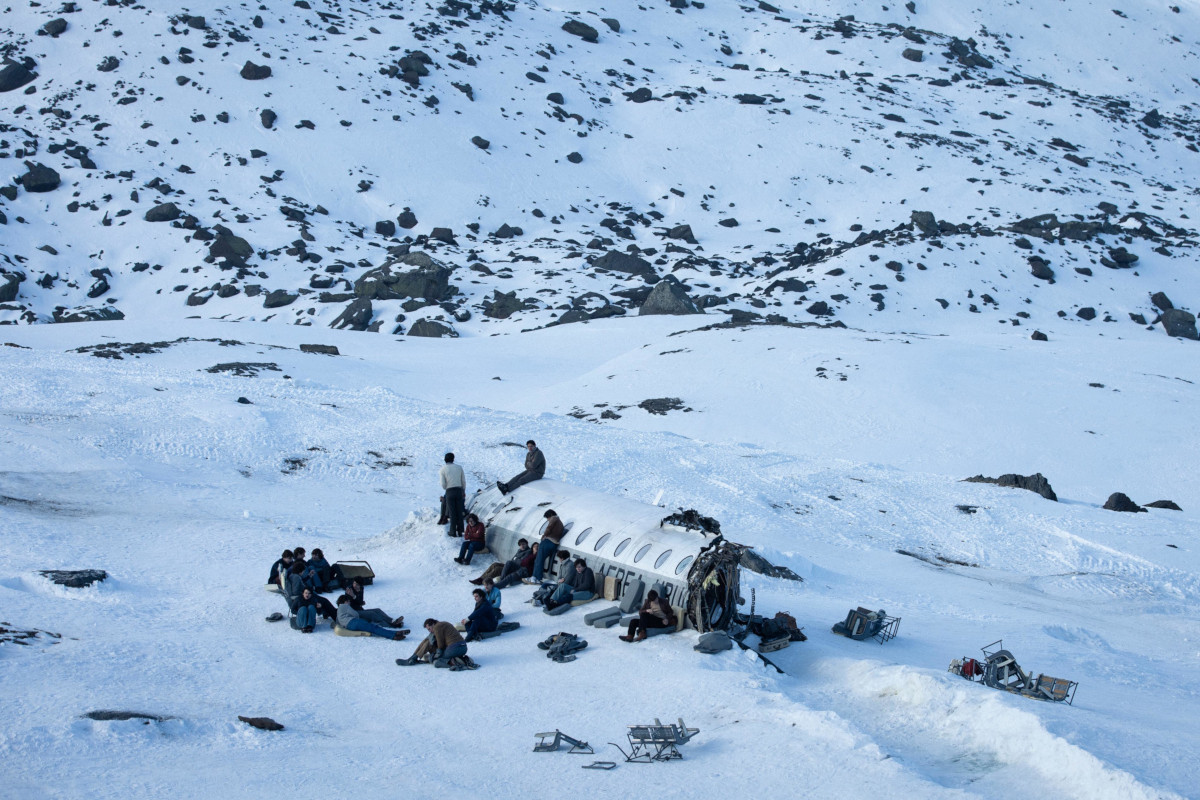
[619,630,647,643]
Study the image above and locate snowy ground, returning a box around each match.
[0,318,1196,799]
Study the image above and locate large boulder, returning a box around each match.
[330,297,373,331]
[963,472,1057,501]
[0,61,37,93]
[0,272,23,302]
[483,290,527,319]
[590,249,656,281]
[562,19,599,42]
[639,277,701,316]
[353,256,453,303]
[53,306,125,323]
[1103,492,1145,513]
[144,202,182,222]
[19,162,61,193]
[208,226,254,266]
[407,319,457,338]
[263,290,298,309]
[241,61,272,80]
[1160,308,1198,340]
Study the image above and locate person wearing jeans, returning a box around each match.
[294,588,318,633]
[455,514,486,565]
[547,558,596,609]
[336,596,407,639]
[529,509,564,583]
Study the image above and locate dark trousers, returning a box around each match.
[444,486,465,536]
[627,612,670,638]
[503,469,542,492]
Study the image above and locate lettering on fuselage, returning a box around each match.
[592,563,683,606]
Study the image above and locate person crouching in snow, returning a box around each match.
[424,618,468,668]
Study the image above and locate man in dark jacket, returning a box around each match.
[546,558,596,610]
[462,589,500,642]
[268,549,293,588]
[497,440,545,494]
[528,509,565,583]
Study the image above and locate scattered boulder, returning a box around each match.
[84,710,165,722]
[97,56,119,73]
[910,210,938,236]
[375,220,396,237]
[144,202,182,222]
[397,210,418,229]
[491,223,521,239]
[39,569,107,587]
[0,61,37,93]
[1150,292,1173,311]
[40,18,68,36]
[429,227,456,244]
[0,273,23,303]
[1076,307,1096,321]
[1160,308,1198,340]
[1028,256,1054,281]
[1145,500,1182,511]
[963,473,1057,501]
[1103,492,1145,513]
[902,48,924,62]
[471,136,490,150]
[1031,330,1048,341]
[407,319,457,338]
[483,290,527,319]
[590,250,655,281]
[299,344,339,356]
[354,258,453,303]
[238,716,284,731]
[806,301,832,316]
[639,276,701,316]
[601,17,620,32]
[566,151,583,164]
[665,224,697,244]
[263,290,298,309]
[19,162,61,193]
[562,19,599,42]
[208,228,254,267]
[260,109,277,129]
[241,61,272,80]
[638,397,687,415]
[53,306,125,323]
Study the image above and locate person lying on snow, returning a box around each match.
[544,558,595,611]
[336,595,409,639]
[454,514,486,565]
[285,562,335,622]
[268,549,294,587]
[619,590,677,642]
[462,588,500,642]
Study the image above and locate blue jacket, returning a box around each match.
[468,599,500,629]
[485,587,502,612]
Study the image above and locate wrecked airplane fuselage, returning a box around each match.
[468,480,744,631]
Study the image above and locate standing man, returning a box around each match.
[440,452,466,537]
[497,439,545,495]
[526,508,565,584]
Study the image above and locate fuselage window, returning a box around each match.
[614,538,632,557]
[675,555,694,575]
[634,543,653,563]
[654,549,674,569]
[594,532,612,552]
[574,526,592,546]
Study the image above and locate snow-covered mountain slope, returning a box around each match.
[0,320,1196,799]
[1,0,1198,341]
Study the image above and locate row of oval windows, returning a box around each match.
[561,526,694,576]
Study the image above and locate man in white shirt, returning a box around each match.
[439,452,466,537]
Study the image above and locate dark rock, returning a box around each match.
[1027,257,1056,283]
[1103,492,1145,513]
[1030,330,1048,341]
[1150,292,1173,311]
[910,210,938,236]
[1160,308,1198,339]
[492,223,520,239]
[0,62,37,93]
[1145,500,1182,511]
[354,257,453,303]
[625,87,653,103]
[53,306,125,323]
[330,298,373,331]
[238,716,284,731]
[1109,247,1138,265]
[19,162,61,193]
[375,220,396,237]
[209,228,254,267]
[41,18,68,36]
[666,224,696,244]
[0,273,22,303]
[902,48,923,62]
[638,397,687,415]
[397,210,418,229]
[566,152,583,164]
[429,227,456,244]
[639,276,701,316]
[546,92,565,104]
[97,56,119,73]
[806,300,832,316]
[590,250,655,281]
[734,94,767,105]
[237,397,252,405]
[483,290,526,319]
[407,319,457,338]
[963,472,1057,501]
[718,218,739,228]
[601,17,620,32]
[144,202,182,222]
[562,19,599,42]
[185,291,211,307]
[84,710,164,721]
[263,290,298,309]
[299,344,339,356]
[471,135,490,150]
[260,109,277,129]
[40,569,107,588]
[241,61,272,80]
[1141,109,1163,128]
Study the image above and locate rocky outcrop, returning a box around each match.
[963,472,1057,501]
[639,277,701,316]
[1103,492,1145,512]
[354,254,454,303]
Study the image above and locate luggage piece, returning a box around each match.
[593,614,621,629]
[334,560,375,585]
[618,580,645,614]
[583,606,621,625]
[603,576,618,601]
[334,625,372,637]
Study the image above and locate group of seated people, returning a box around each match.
[269,547,341,594]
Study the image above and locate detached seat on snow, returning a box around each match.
[334,625,371,637]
